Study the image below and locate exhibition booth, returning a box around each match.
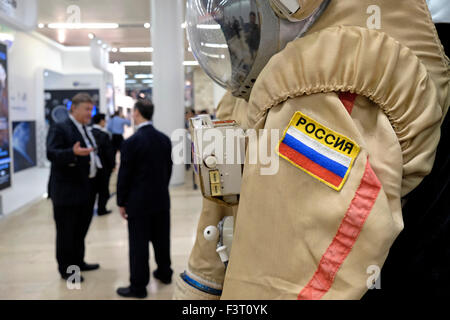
[0,0,126,216]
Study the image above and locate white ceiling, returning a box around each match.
[36,0,195,82]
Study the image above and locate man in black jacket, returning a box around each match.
[47,93,101,282]
[91,113,115,215]
[116,100,173,298]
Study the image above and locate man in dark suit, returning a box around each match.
[116,100,173,298]
[91,113,115,215]
[47,93,101,282]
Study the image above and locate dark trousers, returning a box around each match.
[93,169,112,214]
[112,134,124,153]
[53,180,95,276]
[127,211,172,290]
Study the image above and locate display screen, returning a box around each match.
[12,121,36,173]
[44,89,100,127]
[0,42,11,191]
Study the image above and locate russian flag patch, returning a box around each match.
[277,112,360,191]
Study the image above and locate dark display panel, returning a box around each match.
[44,89,100,127]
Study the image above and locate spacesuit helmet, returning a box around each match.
[186,0,330,100]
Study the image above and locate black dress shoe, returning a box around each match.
[116,286,147,299]
[153,270,172,284]
[80,263,100,271]
[98,210,112,216]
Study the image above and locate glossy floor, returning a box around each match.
[0,172,202,300]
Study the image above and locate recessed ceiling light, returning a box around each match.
[120,61,154,66]
[38,23,45,29]
[183,61,199,66]
[119,47,153,53]
[201,42,228,48]
[88,33,95,39]
[196,24,221,30]
[144,23,151,29]
[112,47,118,53]
[135,74,153,79]
[48,23,119,29]
[57,29,66,43]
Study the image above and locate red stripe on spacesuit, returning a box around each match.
[338,92,357,115]
[297,158,381,300]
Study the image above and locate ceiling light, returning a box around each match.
[112,47,118,53]
[102,44,108,49]
[126,80,137,84]
[119,47,153,53]
[38,23,45,29]
[183,61,199,66]
[142,79,153,84]
[196,24,221,30]
[121,61,196,67]
[48,23,119,29]
[97,39,102,45]
[144,23,151,29]
[200,42,228,48]
[200,51,226,59]
[134,74,153,79]
[120,61,154,66]
[121,61,139,66]
[88,33,95,39]
[57,29,66,43]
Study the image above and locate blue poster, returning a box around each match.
[0,42,10,190]
[12,121,36,173]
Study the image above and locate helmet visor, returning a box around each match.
[187,0,261,94]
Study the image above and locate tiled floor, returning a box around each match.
[0,171,202,300]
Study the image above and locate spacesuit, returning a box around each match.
[175,0,450,300]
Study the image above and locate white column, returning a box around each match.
[151,0,185,185]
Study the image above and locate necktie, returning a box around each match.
[82,126,95,149]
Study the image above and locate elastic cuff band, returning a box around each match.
[180,271,223,296]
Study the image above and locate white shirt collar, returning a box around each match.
[137,121,153,130]
[69,114,84,129]
[93,124,107,132]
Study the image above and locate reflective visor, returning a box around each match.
[187,0,261,94]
